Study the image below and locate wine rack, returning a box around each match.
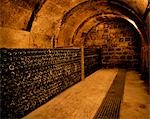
[0,48,101,118]
[84,48,101,77]
[0,48,81,118]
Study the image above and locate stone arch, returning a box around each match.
[72,14,145,46]
[83,17,142,68]
[56,0,147,47]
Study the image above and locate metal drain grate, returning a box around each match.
[93,69,126,119]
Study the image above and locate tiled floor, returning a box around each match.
[23,69,149,119]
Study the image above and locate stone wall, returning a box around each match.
[0,27,52,48]
[85,18,141,69]
[0,0,36,30]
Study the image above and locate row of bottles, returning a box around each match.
[0,48,101,118]
[1,48,81,118]
[84,48,101,77]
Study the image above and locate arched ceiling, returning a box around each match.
[0,0,149,47]
[56,0,148,46]
[0,0,45,29]
[1,0,149,30]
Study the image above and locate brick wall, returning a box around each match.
[85,18,141,69]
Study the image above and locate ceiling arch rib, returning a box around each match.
[57,0,146,47]
[61,0,88,25]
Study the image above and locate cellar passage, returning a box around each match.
[0,0,149,119]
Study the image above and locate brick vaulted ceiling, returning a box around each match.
[0,0,149,47]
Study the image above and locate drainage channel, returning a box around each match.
[93,69,126,119]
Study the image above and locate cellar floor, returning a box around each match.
[120,70,149,119]
[23,69,149,119]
